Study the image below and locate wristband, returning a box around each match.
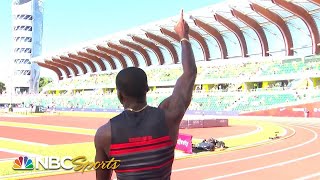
[180,38,190,43]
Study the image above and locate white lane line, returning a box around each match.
[176,127,294,161]
[172,126,317,173]
[0,137,48,146]
[0,157,16,162]
[279,122,320,127]
[0,148,41,159]
[205,151,320,180]
[294,172,320,180]
[0,125,297,179]
[202,126,320,180]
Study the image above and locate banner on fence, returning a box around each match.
[175,133,193,154]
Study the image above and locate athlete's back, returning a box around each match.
[109,106,175,179]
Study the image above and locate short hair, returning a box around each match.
[116,67,149,98]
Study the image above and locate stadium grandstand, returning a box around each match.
[2,0,320,116]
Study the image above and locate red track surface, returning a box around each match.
[0,126,93,145]
[0,116,256,138]
[0,116,255,138]
[0,116,107,129]
[30,123,320,180]
[2,116,320,180]
[0,151,19,159]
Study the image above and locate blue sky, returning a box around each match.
[0,0,224,82]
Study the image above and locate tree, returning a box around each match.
[0,81,6,94]
[39,77,53,92]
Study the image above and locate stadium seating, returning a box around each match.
[259,61,305,76]
[42,56,320,92]
[20,89,314,113]
[231,92,298,112]
[10,55,320,113]
[198,61,261,80]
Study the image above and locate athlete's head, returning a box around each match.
[116,67,149,104]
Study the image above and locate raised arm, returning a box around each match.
[159,10,197,124]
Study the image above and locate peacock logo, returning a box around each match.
[12,156,34,170]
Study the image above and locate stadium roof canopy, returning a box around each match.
[31,0,320,80]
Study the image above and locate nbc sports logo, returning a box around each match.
[12,156,72,170]
[12,156,34,170]
[12,155,121,172]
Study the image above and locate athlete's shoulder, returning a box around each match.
[146,106,165,114]
[109,111,125,122]
[95,121,111,148]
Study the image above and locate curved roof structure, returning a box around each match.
[31,0,320,80]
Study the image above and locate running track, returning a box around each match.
[30,117,320,180]
[0,116,256,138]
[1,116,320,179]
[0,116,256,160]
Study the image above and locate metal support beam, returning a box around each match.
[131,35,165,65]
[52,57,79,76]
[160,27,210,60]
[119,40,152,66]
[45,60,71,78]
[59,56,88,74]
[59,55,88,75]
[145,32,179,64]
[250,3,294,56]
[68,53,97,72]
[37,62,63,80]
[160,27,180,41]
[78,51,107,71]
[214,13,248,57]
[308,0,320,6]
[231,9,270,56]
[107,42,140,67]
[96,45,128,68]
[189,29,211,60]
[272,0,320,54]
[86,49,117,70]
[193,18,228,59]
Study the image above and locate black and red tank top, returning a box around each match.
[109,106,175,180]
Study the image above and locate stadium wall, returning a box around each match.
[241,101,320,118]
[0,106,239,117]
[53,108,239,116]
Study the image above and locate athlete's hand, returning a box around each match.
[174,9,190,40]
